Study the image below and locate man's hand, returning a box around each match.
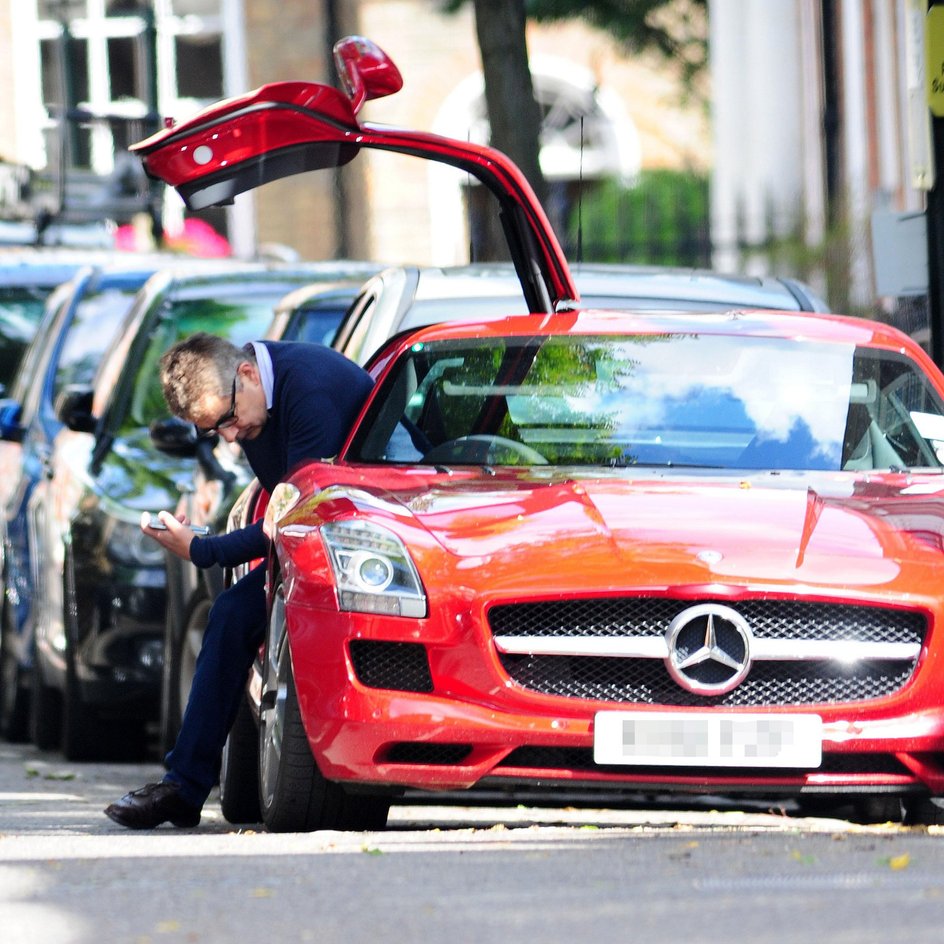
[140,510,197,561]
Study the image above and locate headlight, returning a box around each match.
[321,520,427,618]
[108,519,166,567]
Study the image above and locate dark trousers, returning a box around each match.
[164,563,266,808]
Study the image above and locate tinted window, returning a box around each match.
[282,304,350,346]
[54,285,142,400]
[0,288,54,390]
[119,280,311,434]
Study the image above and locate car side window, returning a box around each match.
[336,293,377,364]
[116,288,298,436]
[0,287,53,393]
[53,287,141,408]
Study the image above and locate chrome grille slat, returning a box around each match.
[493,634,921,662]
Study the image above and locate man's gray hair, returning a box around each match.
[159,332,255,418]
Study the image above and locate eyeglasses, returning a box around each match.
[196,376,238,438]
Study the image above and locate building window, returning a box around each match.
[175,34,223,100]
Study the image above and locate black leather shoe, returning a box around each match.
[104,781,201,829]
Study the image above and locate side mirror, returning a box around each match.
[0,398,24,443]
[333,36,404,114]
[149,415,200,457]
[55,385,97,433]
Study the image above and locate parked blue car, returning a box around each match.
[0,261,169,744]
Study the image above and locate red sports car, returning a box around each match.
[133,38,944,832]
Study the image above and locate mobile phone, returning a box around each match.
[143,513,211,536]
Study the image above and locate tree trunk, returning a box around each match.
[471,0,549,260]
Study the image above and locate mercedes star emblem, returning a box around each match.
[664,603,753,695]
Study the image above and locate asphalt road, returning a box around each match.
[2,741,943,943]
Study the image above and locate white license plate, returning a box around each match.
[593,711,822,768]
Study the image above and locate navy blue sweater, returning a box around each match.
[189,340,374,568]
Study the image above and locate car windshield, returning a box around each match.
[348,333,944,471]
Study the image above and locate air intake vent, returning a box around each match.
[349,640,433,692]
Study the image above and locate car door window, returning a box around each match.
[0,286,54,392]
[119,284,305,435]
[334,293,377,363]
[53,286,142,408]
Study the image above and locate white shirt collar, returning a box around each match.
[248,341,274,409]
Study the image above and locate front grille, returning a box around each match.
[497,654,914,706]
[490,598,925,707]
[349,640,433,693]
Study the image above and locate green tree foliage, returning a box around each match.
[525,0,707,91]
[442,0,708,90]
[571,170,711,267]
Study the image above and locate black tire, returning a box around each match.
[60,552,105,762]
[258,582,346,833]
[0,591,30,742]
[59,552,145,762]
[29,655,61,750]
[902,797,944,826]
[160,588,210,755]
[339,791,392,831]
[849,796,904,825]
[61,647,105,762]
[220,692,262,824]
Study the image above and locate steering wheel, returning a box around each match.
[423,435,548,466]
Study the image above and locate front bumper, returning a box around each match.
[284,606,944,798]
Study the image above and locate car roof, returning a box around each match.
[0,249,192,287]
[388,307,906,350]
[567,264,827,311]
[139,258,376,291]
[397,263,826,312]
[333,262,832,366]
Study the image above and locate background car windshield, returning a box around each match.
[349,333,944,471]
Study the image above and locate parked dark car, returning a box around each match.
[26,261,372,760]
[0,261,172,743]
[158,272,379,752]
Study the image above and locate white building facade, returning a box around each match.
[710,0,929,314]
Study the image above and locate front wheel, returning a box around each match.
[29,655,60,750]
[258,581,344,832]
[60,553,144,762]
[220,691,261,824]
[0,592,30,742]
[257,582,390,832]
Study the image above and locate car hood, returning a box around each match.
[314,469,944,597]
